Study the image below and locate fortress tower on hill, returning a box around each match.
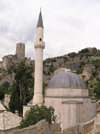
[0,43,33,70]
[16,43,25,60]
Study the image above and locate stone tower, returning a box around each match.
[33,11,45,106]
[16,43,25,60]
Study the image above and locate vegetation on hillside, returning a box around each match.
[0,81,10,100]
[19,105,57,129]
[1,47,100,110]
[9,61,34,115]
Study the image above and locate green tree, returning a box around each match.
[9,83,21,113]
[68,52,77,58]
[19,105,57,129]
[0,81,10,100]
[94,82,100,99]
[9,61,34,115]
[92,59,100,69]
[79,48,90,54]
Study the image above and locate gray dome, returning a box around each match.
[47,72,86,88]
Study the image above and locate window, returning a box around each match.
[39,38,42,41]
[58,113,61,119]
[52,102,54,108]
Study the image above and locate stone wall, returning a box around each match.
[63,117,96,134]
[9,120,60,134]
[91,114,100,134]
[80,117,96,133]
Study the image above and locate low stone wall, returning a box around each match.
[80,117,96,134]
[9,120,60,134]
[63,117,96,134]
[92,114,100,134]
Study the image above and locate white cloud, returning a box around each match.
[0,0,100,61]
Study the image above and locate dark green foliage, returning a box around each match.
[47,71,51,75]
[76,68,83,74]
[49,63,56,73]
[43,70,46,75]
[92,59,100,69]
[63,57,68,62]
[49,66,56,73]
[80,54,84,60]
[52,58,56,62]
[85,80,88,88]
[92,71,98,77]
[19,105,57,129]
[0,81,10,100]
[8,69,12,74]
[79,62,85,68]
[9,61,34,115]
[43,83,47,96]
[96,77,100,81]
[9,84,21,113]
[92,47,97,53]
[94,82,100,99]
[68,52,77,58]
[79,48,90,54]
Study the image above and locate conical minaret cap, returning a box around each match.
[37,11,44,28]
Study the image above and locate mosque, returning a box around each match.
[23,11,96,131]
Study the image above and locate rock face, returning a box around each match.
[9,120,60,134]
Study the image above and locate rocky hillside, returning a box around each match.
[43,47,100,99]
[0,47,100,100]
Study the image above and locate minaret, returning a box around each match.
[33,11,45,106]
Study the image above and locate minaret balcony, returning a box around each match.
[34,41,45,49]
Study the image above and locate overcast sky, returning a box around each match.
[0,0,100,61]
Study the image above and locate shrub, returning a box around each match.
[76,68,83,74]
[68,52,77,58]
[19,105,57,129]
[92,71,98,77]
[79,48,90,54]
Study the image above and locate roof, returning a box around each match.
[28,99,33,104]
[47,71,86,88]
[0,111,22,130]
[37,11,43,28]
[0,101,6,111]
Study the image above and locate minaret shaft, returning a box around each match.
[33,11,45,106]
[33,48,43,106]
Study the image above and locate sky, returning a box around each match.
[0,0,100,61]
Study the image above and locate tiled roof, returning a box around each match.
[0,111,22,130]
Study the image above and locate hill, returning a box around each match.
[0,47,100,102]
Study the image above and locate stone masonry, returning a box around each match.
[9,120,60,134]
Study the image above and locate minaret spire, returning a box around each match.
[37,10,43,28]
[33,11,45,106]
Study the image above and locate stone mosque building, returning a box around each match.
[23,11,96,131]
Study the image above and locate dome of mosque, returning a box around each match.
[47,71,86,88]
